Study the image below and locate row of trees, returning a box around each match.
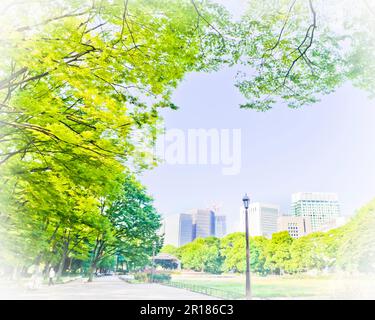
[0,173,162,280]
[1,0,218,279]
[162,199,375,275]
[0,0,374,281]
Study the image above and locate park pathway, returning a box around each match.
[1,276,219,300]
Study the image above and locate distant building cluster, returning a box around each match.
[241,192,343,239]
[163,192,346,246]
[163,209,227,247]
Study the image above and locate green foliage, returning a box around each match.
[97,255,116,271]
[220,233,246,273]
[149,272,172,283]
[264,232,294,274]
[251,236,269,275]
[105,176,163,266]
[134,271,171,283]
[287,231,339,273]
[337,199,375,273]
[160,245,179,257]
[220,233,268,274]
[234,0,375,110]
[0,0,219,276]
[179,237,223,274]
[84,175,163,281]
[133,272,148,283]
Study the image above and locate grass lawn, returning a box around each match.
[170,273,375,299]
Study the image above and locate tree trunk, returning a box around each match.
[87,237,105,282]
[21,265,28,276]
[42,263,50,279]
[11,264,19,280]
[88,263,96,282]
[32,255,42,276]
[68,257,72,272]
[56,250,67,281]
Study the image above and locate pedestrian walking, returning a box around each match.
[48,267,55,286]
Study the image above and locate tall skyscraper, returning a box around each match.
[215,215,227,238]
[240,203,279,238]
[164,209,227,246]
[192,209,215,239]
[278,216,312,238]
[164,213,193,247]
[291,192,340,232]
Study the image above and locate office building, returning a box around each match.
[215,215,227,238]
[316,216,348,232]
[291,192,341,232]
[278,216,312,238]
[192,209,216,239]
[240,203,279,238]
[163,213,193,247]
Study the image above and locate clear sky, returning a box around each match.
[140,1,375,233]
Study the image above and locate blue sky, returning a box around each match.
[140,66,375,232]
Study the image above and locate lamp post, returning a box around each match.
[151,240,156,283]
[242,193,252,300]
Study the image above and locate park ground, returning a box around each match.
[1,273,375,300]
[170,272,375,300]
[0,276,218,300]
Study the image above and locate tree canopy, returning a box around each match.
[0,0,374,277]
[0,0,222,276]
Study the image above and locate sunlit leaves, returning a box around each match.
[0,0,216,270]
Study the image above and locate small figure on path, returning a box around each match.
[28,265,42,290]
[48,267,55,286]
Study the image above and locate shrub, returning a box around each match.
[134,272,148,282]
[148,272,171,283]
[133,271,171,283]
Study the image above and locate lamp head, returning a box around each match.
[242,194,250,209]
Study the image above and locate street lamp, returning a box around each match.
[242,193,252,300]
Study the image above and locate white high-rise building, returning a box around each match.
[164,213,193,247]
[240,203,279,238]
[291,192,340,232]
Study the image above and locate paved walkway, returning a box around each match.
[1,276,219,300]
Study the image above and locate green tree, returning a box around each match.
[221,232,269,275]
[179,237,223,274]
[220,233,246,273]
[0,0,222,272]
[87,175,161,280]
[337,199,375,273]
[160,245,179,257]
[265,231,293,274]
[97,255,116,273]
[288,235,314,273]
[251,236,270,275]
